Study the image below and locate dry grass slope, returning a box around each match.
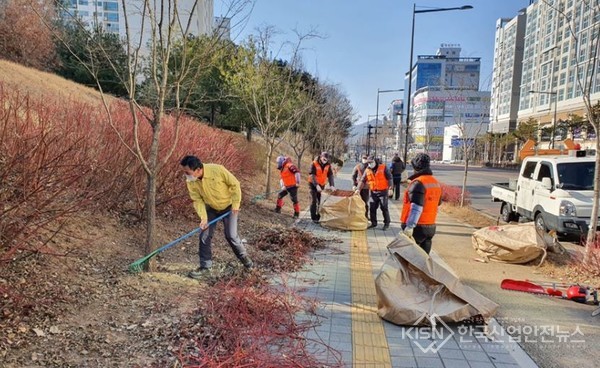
[0,60,108,104]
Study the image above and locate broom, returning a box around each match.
[128,211,231,274]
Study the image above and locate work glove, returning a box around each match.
[352,185,357,191]
[316,185,322,193]
[328,186,336,192]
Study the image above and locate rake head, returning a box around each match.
[128,250,158,274]
[128,260,146,274]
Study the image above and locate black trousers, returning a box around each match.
[402,223,437,254]
[278,186,299,204]
[309,183,323,221]
[369,190,390,226]
[359,188,369,219]
[392,177,402,200]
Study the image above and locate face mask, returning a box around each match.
[185,174,197,182]
[362,159,368,164]
[368,162,376,169]
[321,158,328,164]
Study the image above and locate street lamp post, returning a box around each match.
[375,88,404,157]
[403,4,473,164]
[529,90,558,148]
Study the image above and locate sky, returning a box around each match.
[216,0,533,125]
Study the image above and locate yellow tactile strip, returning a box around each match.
[351,230,392,367]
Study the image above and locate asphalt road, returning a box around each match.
[429,163,519,220]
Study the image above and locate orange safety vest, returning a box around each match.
[308,160,330,186]
[281,162,298,187]
[400,175,442,225]
[365,164,389,191]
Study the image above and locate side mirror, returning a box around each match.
[541,177,553,190]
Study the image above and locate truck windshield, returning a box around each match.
[556,162,595,190]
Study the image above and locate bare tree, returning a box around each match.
[445,88,490,207]
[223,27,316,197]
[307,83,355,157]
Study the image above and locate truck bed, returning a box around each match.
[491,182,517,205]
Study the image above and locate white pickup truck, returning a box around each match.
[491,152,596,234]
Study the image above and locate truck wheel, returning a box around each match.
[535,212,547,231]
[501,203,515,223]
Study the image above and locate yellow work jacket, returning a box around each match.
[185,163,241,220]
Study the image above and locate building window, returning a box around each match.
[103,2,118,11]
[79,0,88,5]
[105,12,118,22]
[559,72,566,85]
[558,89,565,101]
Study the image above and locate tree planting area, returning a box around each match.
[0,60,346,367]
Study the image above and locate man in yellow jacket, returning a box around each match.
[180,155,253,279]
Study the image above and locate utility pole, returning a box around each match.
[367,124,374,155]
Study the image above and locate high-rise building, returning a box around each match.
[405,45,490,160]
[489,14,527,133]
[410,44,481,92]
[60,0,121,34]
[62,0,215,41]
[490,0,600,145]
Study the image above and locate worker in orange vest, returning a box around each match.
[308,152,335,223]
[275,155,301,218]
[356,156,393,230]
[351,154,370,220]
[400,153,442,254]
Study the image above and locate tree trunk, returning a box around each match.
[265,142,274,198]
[210,104,216,127]
[585,138,600,263]
[460,155,469,208]
[143,114,162,272]
[297,152,303,171]
[246,125,252,141]
[143,171,157,272]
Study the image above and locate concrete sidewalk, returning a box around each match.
[287,164,538,368]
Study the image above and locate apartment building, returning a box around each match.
[62,0,215,40]
[490,0,600,145]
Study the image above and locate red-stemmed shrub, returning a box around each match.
[439,182,471,206]
[176,277,342,368]
[0,82,255,260]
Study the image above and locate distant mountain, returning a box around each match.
[347,118,378,145]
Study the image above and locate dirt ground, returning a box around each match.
[0,192,333,367]
[440,203,600,287]
[438,204,600,368]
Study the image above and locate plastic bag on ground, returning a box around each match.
[376,235,498,326]
[318,191,368,231]
[471,223,545,264]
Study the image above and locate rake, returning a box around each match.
[128,211,231,274]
